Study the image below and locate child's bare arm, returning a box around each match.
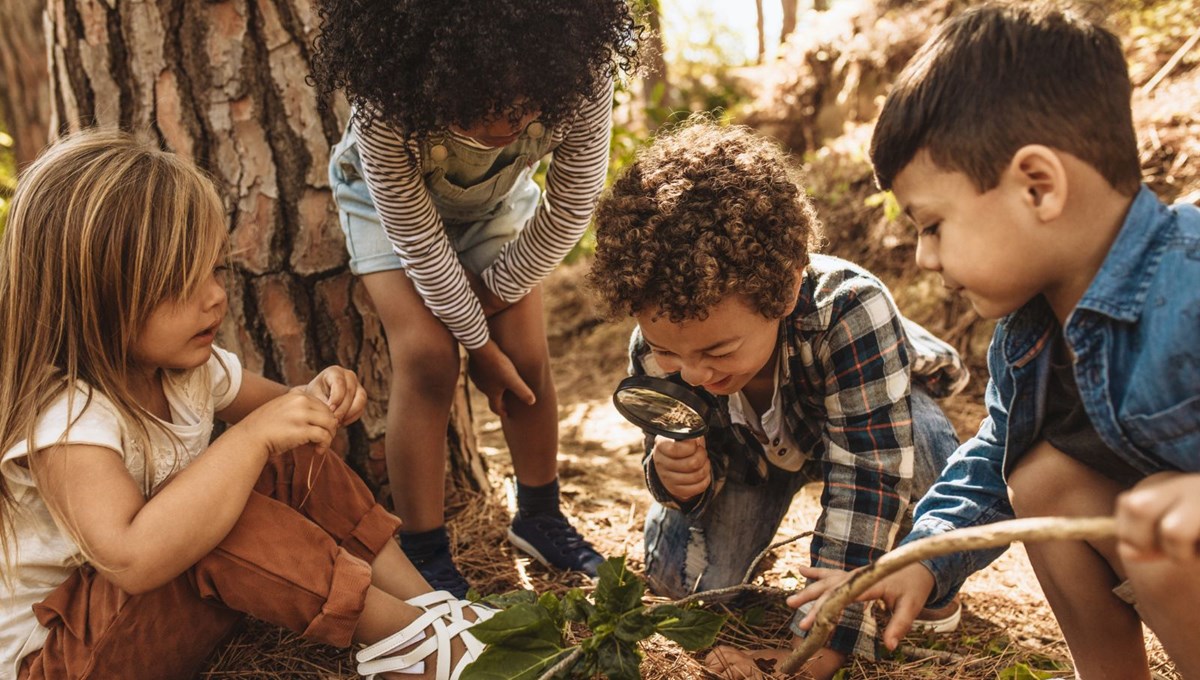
[33,391,338,595]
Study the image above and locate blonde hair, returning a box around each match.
[0,128,228,572]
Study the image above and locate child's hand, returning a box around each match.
[1116,471,1200,563]
[467,340,535,417]
[230,389,340,456]
[651,435,711,502]
[305,365,367,426]
[704,643,845,680]
[792,563,936,651]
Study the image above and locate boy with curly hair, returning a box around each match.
[588,120,969,678]
[793,5,1200,678]
[310,1,640,596]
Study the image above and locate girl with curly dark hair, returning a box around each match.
[310,0,639,614]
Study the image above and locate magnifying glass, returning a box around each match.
[612,374,717,440]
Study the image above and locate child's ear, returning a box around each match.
[1007,145,1067,222]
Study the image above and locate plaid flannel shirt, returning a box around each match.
[630,254,969,658]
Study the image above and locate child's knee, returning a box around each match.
[1007,441,1078,517]
[388,342,460,396]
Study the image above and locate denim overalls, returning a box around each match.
[329,119,558,275]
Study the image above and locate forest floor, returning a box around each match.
[201,3,1199,677]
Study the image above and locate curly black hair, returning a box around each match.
[310,0,640,138]
[588,120,821,323]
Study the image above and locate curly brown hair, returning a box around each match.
[310,0,640,139]
[588,121,819,322]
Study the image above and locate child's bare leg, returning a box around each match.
[354,585,476,680]
[1123,556,1200,677]
[370,539,434,599]
[1007,440,1149,680]
[361,270,461,530]
[486,284,558,485]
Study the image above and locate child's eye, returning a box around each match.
[919,222,940,237]
[650,348,676,358]
[706,351,734,360]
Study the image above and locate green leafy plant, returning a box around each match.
[461,557,727,680]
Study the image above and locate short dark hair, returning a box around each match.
[588,120,819,322]
[870,3,1140,195]
[310,0,640,139]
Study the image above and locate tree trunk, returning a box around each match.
[755,0,767,64]
[0,0,51,166]
[780,0,799,46]
[640,0,670,114]
[43,0,488,500]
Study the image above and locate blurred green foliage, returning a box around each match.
[565,0,753,263]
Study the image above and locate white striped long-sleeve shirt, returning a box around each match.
[353,79,614,349]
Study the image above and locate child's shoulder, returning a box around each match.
[795,254,899,328]
[0,383,124,491]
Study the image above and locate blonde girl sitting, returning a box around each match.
[0,129,490,680]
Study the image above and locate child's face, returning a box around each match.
[131,265,228,373]
[891,151,1053,320]
[449,105,541,148]
[635,295,783,397]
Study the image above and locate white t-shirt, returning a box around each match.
[727,351,806,472]
[0,347,243,679]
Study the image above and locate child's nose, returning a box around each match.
[203,275,228,309]
[678,362,713,387]
[915,237,940,271]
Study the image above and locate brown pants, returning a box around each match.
[19,447,402,680]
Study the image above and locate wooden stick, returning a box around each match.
[1142,28,1200,96]
[779,516,1116,674]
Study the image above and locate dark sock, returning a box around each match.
[516,478,561,517]
[398,526,450,562]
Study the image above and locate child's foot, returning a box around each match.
[912,595,962,633]
[507,511,605,577]
[402,543,470,599]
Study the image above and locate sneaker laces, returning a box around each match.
[516,512,600,564]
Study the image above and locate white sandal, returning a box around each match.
[356,592,495,680]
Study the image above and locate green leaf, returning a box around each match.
[458,639,568,680]
[594,557,644,615]
[595,637,643,680]
[538,591,564,629]
[997,662,1055,680]
[613,609,657,643]
[651,606,727,651]
[562,588,595,623]
[468,603,562,646]
[477,590,539,609]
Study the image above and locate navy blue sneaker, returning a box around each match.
[508,511,605,577]
[402,542,469,599]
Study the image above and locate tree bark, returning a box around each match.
[755,0,767,64]
[780,0,799,46]
[0,0,51,166]
[43,0,487,499]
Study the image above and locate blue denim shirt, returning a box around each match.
[903,186,1200,606]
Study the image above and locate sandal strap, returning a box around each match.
[356,597,496,680]
[407,590,460,609]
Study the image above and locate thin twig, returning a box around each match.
[742,531,815,585]
[1142,27,1200,95]
[779,516,1116,674]
[538,648,583,680]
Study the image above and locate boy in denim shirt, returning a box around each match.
[588,121,969,679]
[794,5,1200,678]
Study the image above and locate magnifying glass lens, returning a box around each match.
[612,375,714,439]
